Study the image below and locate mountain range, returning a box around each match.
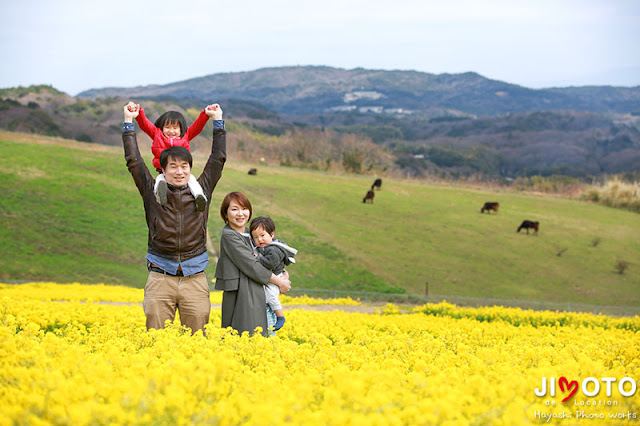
[78,66,640,117]
[2,66,640,180]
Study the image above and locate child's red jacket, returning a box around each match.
[136,107,209,172]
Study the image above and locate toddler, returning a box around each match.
[250,216,298,331]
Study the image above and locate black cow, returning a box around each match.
[481,202,499,214]
[517,220,539,235]
[363,190,375,203]
[248,168,257,175]
[372,178,382,190]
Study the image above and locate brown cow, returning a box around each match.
[481,202,499,214]
[248,168,257,175]
[363,190,375,203]
[517,220,539,235]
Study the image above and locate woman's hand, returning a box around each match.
[270,274,291,294]
[279,278,291,293]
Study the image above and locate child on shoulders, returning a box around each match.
[128,102,217,211]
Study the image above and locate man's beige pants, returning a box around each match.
[143,271,211,334]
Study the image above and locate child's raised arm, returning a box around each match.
[134,104,159,139]
[184,105,213,141]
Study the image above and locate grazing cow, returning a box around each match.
[481,202,499,214]
[248,168,257,175]
[517,220,539,235]
[372,178,382,190]
[363,190,375,203]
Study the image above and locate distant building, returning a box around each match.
[343,91,385,103]
[386,108,413,115]
[358,106,384,114]
[327,105,357,112]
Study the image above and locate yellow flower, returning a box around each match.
[1,283,638,424]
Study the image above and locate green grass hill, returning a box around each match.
[1,130,639,307]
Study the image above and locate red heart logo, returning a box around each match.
[559,377,578,402]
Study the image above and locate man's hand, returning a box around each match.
[124,102,139,122]
[205,104,223,120]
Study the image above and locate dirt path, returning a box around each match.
[100,301,386,314]
[239,304,382,314]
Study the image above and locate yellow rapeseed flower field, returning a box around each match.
[0,282,361,306]
[1,283,638,425]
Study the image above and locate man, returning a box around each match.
[122,102,225,334]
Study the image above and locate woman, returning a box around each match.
[214,192,292,336]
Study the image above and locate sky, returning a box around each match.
[1,0,639,96]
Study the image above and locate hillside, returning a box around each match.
[77,66,640,117]
[1,131,639,307]
[2,84,640,180]
[387,110,640,177]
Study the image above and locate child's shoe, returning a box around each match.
[155,180,168,206]
[274,316,286,331]
[195,194,206,212]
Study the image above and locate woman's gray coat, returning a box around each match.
[214,224,273,336]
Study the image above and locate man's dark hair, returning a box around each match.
[159,146,193,170]
[154,111,187,137]
[250,216,276,235]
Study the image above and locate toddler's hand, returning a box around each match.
[205,103,223,120]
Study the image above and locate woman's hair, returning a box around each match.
[220,192,253,223]
[154,111,187,137]
[249,216,275,235]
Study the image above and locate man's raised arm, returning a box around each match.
[199,104,227,197]
[122,102,153,197]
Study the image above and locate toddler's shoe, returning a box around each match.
[274,316,286,331]
[155,180,168,206]
[196,194,207,212]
